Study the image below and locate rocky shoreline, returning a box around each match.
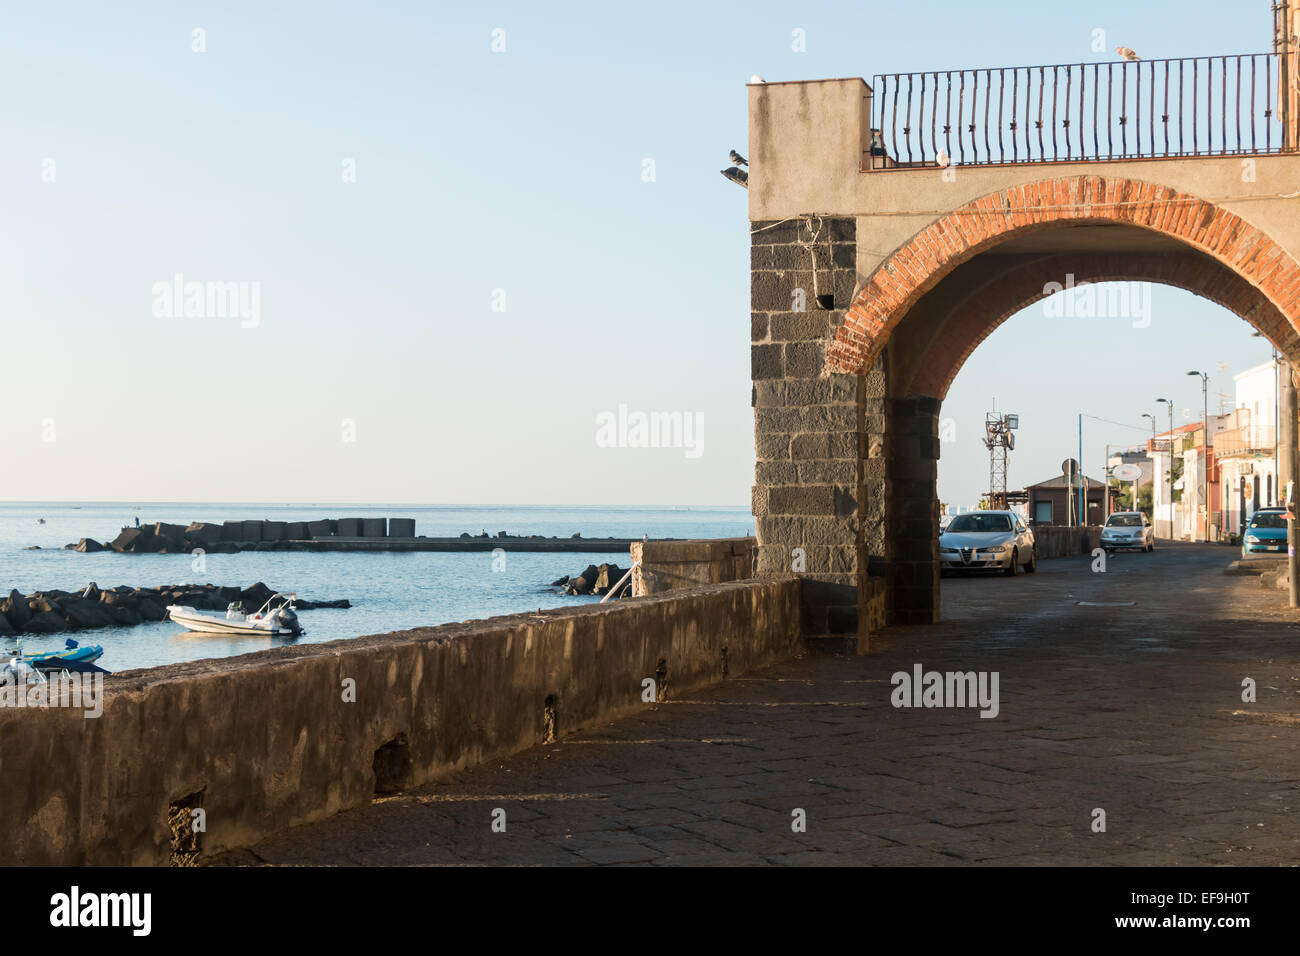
[0,582,349,637]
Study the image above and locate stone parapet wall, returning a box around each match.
[1033,525,1102,559]
[631,538,754,596]
[0,577,802,866]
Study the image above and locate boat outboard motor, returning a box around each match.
[273,606,300,633]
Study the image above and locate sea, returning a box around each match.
[0,502,752,673]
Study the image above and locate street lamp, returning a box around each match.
[1188,370,1209,543]
[1157,398,1174,541]
[1141,412,1157,518]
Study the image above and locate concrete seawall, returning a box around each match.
[0,576,802,866]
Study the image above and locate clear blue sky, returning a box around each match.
[0,1,1280,506]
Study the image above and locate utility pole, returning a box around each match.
[1282,358,1298,608]
[1077,414,1085,525]
[1188,370,1209,542]
[1105,442,1112,518]
[1157,398,1174,541]
[1142,412,1157,519]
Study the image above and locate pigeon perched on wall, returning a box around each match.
[720,167,748,188]
[1116,46,1140,61]
[729,149,748,166]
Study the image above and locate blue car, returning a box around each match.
[1242,508,1288,558]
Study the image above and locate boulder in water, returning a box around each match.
[24,610,70,633]
[2,589,32,630]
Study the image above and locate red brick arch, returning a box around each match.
[904,251,1300,399]
[826,176,1300,376]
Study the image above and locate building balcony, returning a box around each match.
[1214,424,1276,459]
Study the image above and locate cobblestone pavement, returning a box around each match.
[229,543,1300,865]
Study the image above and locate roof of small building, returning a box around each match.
[1025,473,1107,490]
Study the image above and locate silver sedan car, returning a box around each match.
[939,510,1037,576]
[1099,511,1155,552]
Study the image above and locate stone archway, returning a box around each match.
[827,176,1300,377]
[750,174,1300,652]
[902,251,1300,400]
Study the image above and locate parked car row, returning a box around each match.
[941,509,1168,577]
[941,505,1291,574]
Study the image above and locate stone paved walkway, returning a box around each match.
[227,543,1300,865]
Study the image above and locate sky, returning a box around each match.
[0,0,1282,506]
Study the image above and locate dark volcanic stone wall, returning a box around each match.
[749,216,941,647]
[749,216,877,650]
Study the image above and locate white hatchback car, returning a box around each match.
[939,510,1037,575]
[1099,511,1154,552]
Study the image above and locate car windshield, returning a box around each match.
[1106,514,1142,527]
[1250,511,1287,529]
[947,514,1012,533]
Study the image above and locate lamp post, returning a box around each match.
[1157,398,1174,541]
[1105,442,1112,518]
[1188,371,1209,542]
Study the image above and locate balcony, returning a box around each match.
[1214,424,1276,459]
[869,53,1297,169]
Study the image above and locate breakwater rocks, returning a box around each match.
[0,582,349,637]
[67,518,417,555]
[64,521,642,554]
[551,563,632,598]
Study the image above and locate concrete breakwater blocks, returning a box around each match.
[389,518,415,537]
[337,518,363,537]
[0,576,801,865]
[307,520,333,539]
[361,518,387,538]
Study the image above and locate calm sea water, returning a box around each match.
[0,502,751,672]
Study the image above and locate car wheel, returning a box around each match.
[1005,548,1018,576]
[1025,546,1037,573]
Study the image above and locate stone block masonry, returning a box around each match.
[751,215,874,651]
[631,537,754,595]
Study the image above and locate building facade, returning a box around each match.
[1216,360,1280,536]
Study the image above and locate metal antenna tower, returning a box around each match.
[983,412,1018,508]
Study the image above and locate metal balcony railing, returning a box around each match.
[869,52,1296,169]
[1214,424,1276,458]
